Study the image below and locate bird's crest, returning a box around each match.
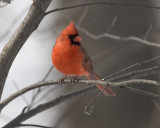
[60,21,79,36]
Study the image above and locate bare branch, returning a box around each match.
[2,79,160,127]
[152,99,160,112]
[18,124,54,128]
[77,27,160,48]
[0,3,7,8]
[1,57,160,111]
[144,24,152,40]
[12,80,29,106]
[0,0,12,3]
[28,66,54,110]
[84,84,107,115]
[109,66,160,82]
[33,86,59,106]
[0,7,29,42]
[77,6,90,26]
[122,86,160,98]
[2,85,95,128]
[103,56,160,80]
[45,2,160,16]
[84,78,160,115]
[107,16,118,33]
[112,79,160,87]
[0,81,58,112]
[0,0,52,100]
[1,78,160,112]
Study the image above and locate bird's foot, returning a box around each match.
[59,75,67,86]
[70,76,78,84]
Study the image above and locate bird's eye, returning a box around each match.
[68,34,81,46]
[68,35,73,40]
[68,34,79,40]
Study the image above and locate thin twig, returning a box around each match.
[103,63,141,80]
[27,89,40,111]
[42,66,54,81]
[28,66,53,110]
[0,6,29,42]
[78,27,160,48]
[103,55,160,80]
[144,24,152,40]
[152,99,160,112]
[122,86,160,98]
[21,107,28,114]
[84,84,107,115]
[109,66,160,82]
[77,6,90,26]
[33,86,59,106]
[12,80,29,106]
[18,124,54,128]
[91,47,116,61]
[45,2,160,16]
[107,16,117,33]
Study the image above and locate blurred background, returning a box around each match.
[1,0,160,127]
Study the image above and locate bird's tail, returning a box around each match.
[86,72,116,96]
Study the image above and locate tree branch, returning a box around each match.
[77,27,160,48]
[45,2,160,48]
[2,79,160,127]
[1,65,160,112]
[27,66,53,110]
[0,81,58,112]
[109,66,160,82]
[18,124,54,128]
[103,56,160,80]
[0,0,52,100]
[45,2,160,16]
[0,0,12,3]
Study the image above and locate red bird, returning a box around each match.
[52,22,115,96]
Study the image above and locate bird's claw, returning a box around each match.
[59,75,67,86]
[70,76,78,84]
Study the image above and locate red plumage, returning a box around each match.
[52,22,115,96]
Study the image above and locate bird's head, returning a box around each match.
[59,22,82,46]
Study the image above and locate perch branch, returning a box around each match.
[1,78,160,112]
[3,79,160,127]
[1,64,160,112]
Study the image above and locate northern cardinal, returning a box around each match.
[52,22,115,96]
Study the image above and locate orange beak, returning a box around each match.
[73,35,82,42]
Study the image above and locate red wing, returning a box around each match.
[80,47,94,79]
[81,47,116,96]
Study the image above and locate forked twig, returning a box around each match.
[84,85,107,115]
